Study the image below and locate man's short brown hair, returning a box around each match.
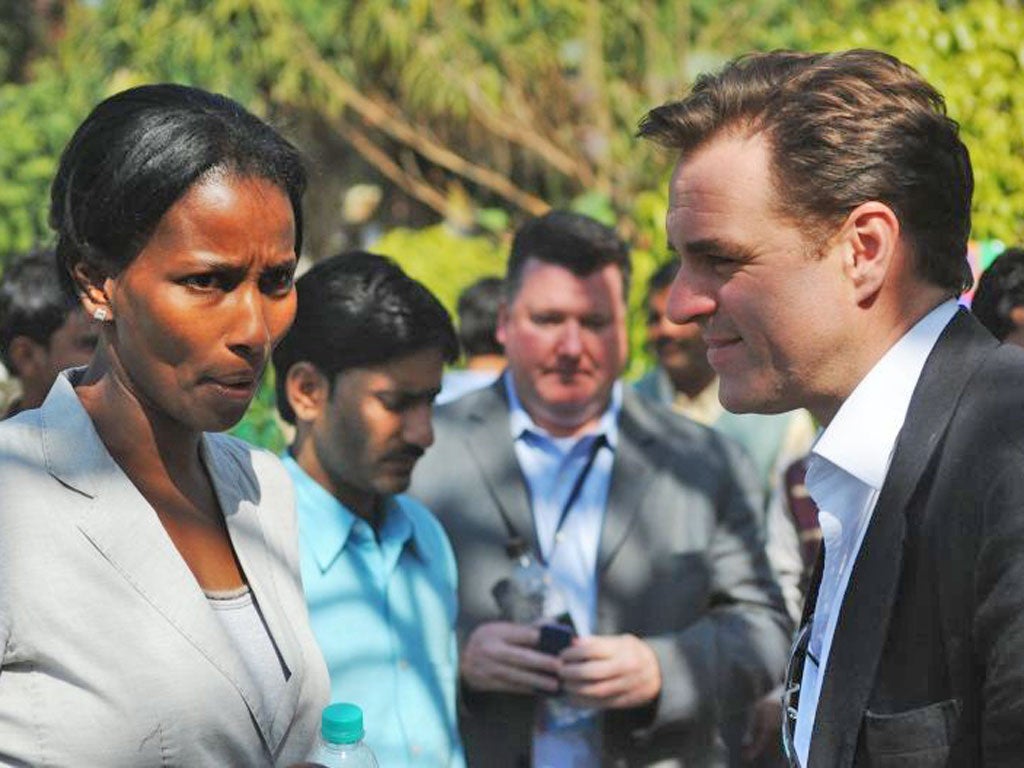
[505,210,631,301]
[639,49,973,294]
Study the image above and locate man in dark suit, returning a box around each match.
[640,49,1024,766]
[411,210,791,767]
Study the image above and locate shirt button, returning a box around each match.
[411,745,422,755]
[399,659,410,670]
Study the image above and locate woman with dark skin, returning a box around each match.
[74,171,296,590]
[0,85,328,765]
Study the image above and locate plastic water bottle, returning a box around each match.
[313,703,380,767]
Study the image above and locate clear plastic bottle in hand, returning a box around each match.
[313,703,380,767]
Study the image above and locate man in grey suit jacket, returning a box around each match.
[411,211,791,767]
[640,49,1024,765]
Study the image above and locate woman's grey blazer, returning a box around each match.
[0,372,330,766]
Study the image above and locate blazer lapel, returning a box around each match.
[457,383,656,573]
[461,383,537,553]
[809,310,997,766]
[71,468,276,750]
[598,392,655,576]
[204,437,304,752]
[41,377,279,755]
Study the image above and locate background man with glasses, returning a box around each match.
[641,49,1024,766]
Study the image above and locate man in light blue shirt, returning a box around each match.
[272,251,465,767]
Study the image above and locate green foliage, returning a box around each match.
[0,62,100,258]
[4,0,1022,447]
[824,0,1024,244]
[0,0,910,241]
[624,189,673,379]
[0,0,36,81]
[229,368,288,453]
[9,0,1019,267]
[371,223,508,317]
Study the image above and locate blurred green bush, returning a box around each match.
[3,0,1020,450]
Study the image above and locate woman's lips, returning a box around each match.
[203,374,258,400]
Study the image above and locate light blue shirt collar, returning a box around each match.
[281,452,426,572]
[503,370,622,450]
[287,452,465,766]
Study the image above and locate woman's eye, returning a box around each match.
[182,274,219,290]
[261,266,295,295]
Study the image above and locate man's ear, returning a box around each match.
[836,201,901,306]
[71,262,114,321]
[6,336,46,381]
[1009,305,1024,331]
[495,300,510,347]
[285,362,330,423]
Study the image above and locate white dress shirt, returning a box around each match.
[793,300,958,764]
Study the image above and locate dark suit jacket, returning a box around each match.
[411,381,791,767]
[802,310,1024,766]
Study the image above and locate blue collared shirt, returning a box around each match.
[505,373,621,768]
[505,373,621,636]
[284,454,465,768]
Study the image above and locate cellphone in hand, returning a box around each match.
[538,621,576,656]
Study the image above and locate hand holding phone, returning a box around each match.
[538,620,576,656]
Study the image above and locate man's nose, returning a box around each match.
[556,320,583,356]
[403,403,435,450]
[666,264,716,325]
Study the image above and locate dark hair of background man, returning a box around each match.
[0,249,78,373]
[456,276,504,358]
[639,49,974,295]
[505,210,631,300]
[971,247,1024,341]
[273,250,458,424]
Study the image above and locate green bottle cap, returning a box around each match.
[321,702,365,744]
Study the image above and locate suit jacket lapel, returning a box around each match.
[598,391,655,576]
[41,376,280,754]
[461,382,537,553]
[809,310,996,766]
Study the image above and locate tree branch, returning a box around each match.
[456,73,596,187]
[260,0,550,215]
[336,122,451,219]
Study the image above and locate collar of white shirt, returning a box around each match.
[794,299,959,765]
[810,299,960,492]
